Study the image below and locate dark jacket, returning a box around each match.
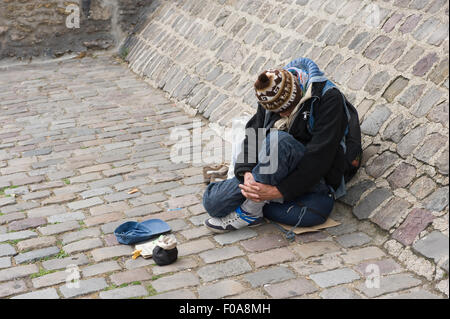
[234,80,347,202]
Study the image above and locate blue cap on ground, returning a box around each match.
[114,219,171,245]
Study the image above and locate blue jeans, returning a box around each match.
[202,131,334,227]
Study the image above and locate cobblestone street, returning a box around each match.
[0,55,446,299]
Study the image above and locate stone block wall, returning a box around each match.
[0,0,156,59]
[122,0,449,282]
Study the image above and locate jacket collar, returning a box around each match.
[310,80,327,100]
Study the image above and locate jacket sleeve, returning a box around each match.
[234,104,266,182]
[276,89,347,201]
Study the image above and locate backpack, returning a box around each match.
[310,80,363,183]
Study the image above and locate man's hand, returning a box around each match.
[243,172,255,185]
[240,172,282,202]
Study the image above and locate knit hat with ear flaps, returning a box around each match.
[254,69,302,113]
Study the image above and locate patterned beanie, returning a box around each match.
[254,69,302,113]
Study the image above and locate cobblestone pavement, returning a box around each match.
[0,55,446,299]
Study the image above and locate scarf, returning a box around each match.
[273,67,312,131]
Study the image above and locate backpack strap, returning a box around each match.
[308,80,351,137]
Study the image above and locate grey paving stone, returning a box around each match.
[151,272,200,293]
[0,197,16,208]
[0,257,11,269]
[0,280,28,298]
[42,253,90,270]
[99,285,148,299]
[197,258,252,282]
[424,187,449,212]
[23,147,52,157]
[0,230,37,243]
[320,286,362,299]
[104,191,141,203]
[177,238,215,257]
[336,232,372,248]
[355,258,403,277]
[310,268,361,288]
[264,278,318,298]
[411,87,443,118]
[398,84,426,108]
[114,178,149,191]
[353,188,392,220]
[109,268,152,285]
[89,175,124,189]
[80,187,113,199]
[32,270,69,288]
[16,236,57,251]
[38,221,80,236]
[14,246,60,264]
[397,125,428,158]
[63,238,104,254]
[197,279,246,299]
[399,13,422,33]
[339,180,376,206]
[47,212,85,224]
[341,246,386,264]
[124,257,154,270]
[61,228,102,244]
[294,241,341,259]
[0,212,26,225]
[0,244,17,257]
[199,246,245,264]
[91,245,134,262]
[213,228,258,245]
[383,76,409,102]
[381,290,442,299]
[140,181,180,194]
[244,266,296,288]
[146,288,196,299]
[363,36,391,60]
[59,277,108,298]
[364,71,391,95]
[387,162,416,189]
[357,273,421,298]
[412,231,449,262]
[125,204,161,217]
[151,257,197,276]
[129,193,166,206]
[360,105,392,136]
[371,197,412,230]
[0,264,39,282]
[413,17,441,41]
[27,205,67,218]
[414,133,447,164]
[67,197,103,210]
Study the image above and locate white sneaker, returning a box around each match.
[204,207,264,233]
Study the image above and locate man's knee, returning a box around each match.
[265,130,301,149]
[202,183,228,217]
[259,130,305,164]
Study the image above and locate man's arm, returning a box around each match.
[234,104,266,181]
[276,89,347,201]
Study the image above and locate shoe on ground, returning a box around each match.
[204,207,264,233]
[202,165,229,185]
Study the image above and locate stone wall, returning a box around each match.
[0,0,157,59]
[122,0,449,284]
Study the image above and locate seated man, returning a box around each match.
[202,57,354,233]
